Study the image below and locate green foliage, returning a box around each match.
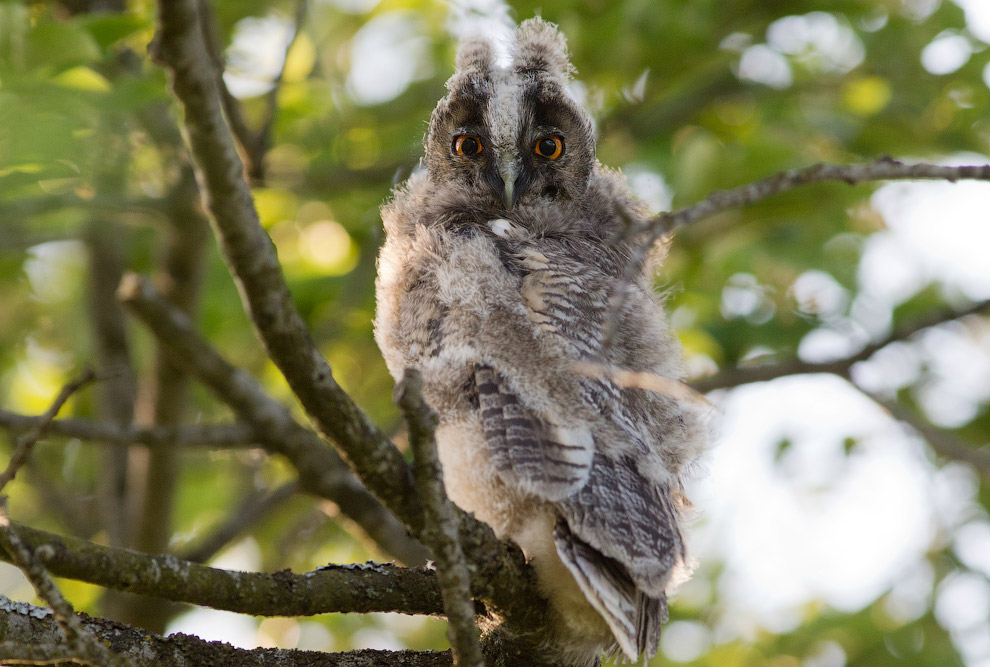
[1,0,988,664]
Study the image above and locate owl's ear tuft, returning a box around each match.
[514,18,574,80]
[454,35,497,79]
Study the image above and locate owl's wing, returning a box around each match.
[474,364,594,501]
[485,239,682,659]
[555,453,683,660]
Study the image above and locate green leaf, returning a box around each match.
[76,12,148,52]
[25,22,100,72]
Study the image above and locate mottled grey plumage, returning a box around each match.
[375,18,710,665]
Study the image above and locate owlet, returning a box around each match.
[375,18,710,665]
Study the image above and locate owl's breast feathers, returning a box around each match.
[375,208,705,662]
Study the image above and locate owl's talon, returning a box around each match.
[488,218,521,239]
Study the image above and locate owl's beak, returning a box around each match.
[498,161,519,209]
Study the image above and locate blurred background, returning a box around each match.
[1,0,989,665]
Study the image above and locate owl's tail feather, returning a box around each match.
[553,520,665,662]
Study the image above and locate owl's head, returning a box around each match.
[425,19,595,213]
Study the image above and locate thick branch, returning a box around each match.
[647,157,990,240]
[0,596,452,667]
[0,522,443,617]
[398,370,483,667]
[118,274,429,566]
[692,299,990,393]
[0,411,257,448]
[0,641,99,666]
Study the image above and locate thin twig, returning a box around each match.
[0,411,258,448]
[397,369,484,667]
[0,366,114,665]
[254,0,307,176]
[691,300,990,478]
[691,299,990,393]
[871,395,990,479]
[0,369,96,494]
[180,480,300,564]
[645,157,990,241]
[197,0,306,182]
[604,159,990,356]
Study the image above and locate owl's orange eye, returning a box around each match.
[534,135,564,159]
[453,134,484,156]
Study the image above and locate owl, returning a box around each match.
[375,18,709,665]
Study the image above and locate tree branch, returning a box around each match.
[0,595,453,667]
[0,411,257,448]
[691,299,990,393]
[871,395,990,479]
[118,273,430,566]
[397,369,484,667]
[254,0,307,178]
[646,157,990,240]
[607,161,990,351]
[0,194,168,227]
[196,0,257,181]
[124,160,211,633]
[0,641,100,666]
[691,299,990,478]
[0,522,443,617]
